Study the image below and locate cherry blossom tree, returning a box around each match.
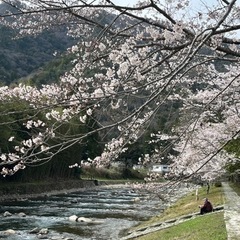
[0,0,239,181]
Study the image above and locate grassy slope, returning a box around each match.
[132,185,227,240]
[136,212,226,240]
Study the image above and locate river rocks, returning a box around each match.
[50,237,74,240]
[68,215,78,222]
[18,212,27,217]
[68,215,104,225]
[3,211,27,218]
[29,227,49,236]
[38,228,49,234]
[2,229,16,235]
[0,229,16,238]
[3,211,12,217]
[70,199,78,203]
[0,184,160,239]
[29,227,40,234]
[28,227,76,240]
[132,197,140,202]
[77,217,93,223]
[0,227,74,240]
[68,215,93,223]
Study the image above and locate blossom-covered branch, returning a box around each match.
[0,0,239,180]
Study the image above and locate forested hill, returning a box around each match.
[0,24,76,86]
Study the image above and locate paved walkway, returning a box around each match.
[222,182,240,240]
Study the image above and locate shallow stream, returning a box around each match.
[0,185,161,239]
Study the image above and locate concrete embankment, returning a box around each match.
[0,179,98,202]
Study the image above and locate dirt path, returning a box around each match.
[222,182,240,240]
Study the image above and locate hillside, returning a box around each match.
[0,24,76,85]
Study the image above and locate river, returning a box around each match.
[0,185,162,240]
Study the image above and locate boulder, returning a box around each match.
[29,227,40,234]
[3,211,12,217]
[68,215,92,223]
[132,197,140,203]
[3,229,15,235]
[68,215,78,222]
[77,217,92,223]
[18,212,26,217]
[38,228,49,234]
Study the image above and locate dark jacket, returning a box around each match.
[203,200,213,212]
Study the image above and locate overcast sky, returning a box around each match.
[0,0,228,13]
[109,0,219,22]
[110,0,218,9]
[0,0,218,8]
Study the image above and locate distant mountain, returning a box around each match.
[0,23,77,85]
[0,1,134,86]
[0,0,77,85]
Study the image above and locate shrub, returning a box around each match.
[214,182,222,187]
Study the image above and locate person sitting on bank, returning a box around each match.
[199,198,213,215]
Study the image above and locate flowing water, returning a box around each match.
[0,185,162,240]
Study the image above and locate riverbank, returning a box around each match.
[0,179,140,202]
[121,184,226,240]
[0,179,235,239]
[0,178,193,203]
[0,183,158,240]
[1,179,224,240]
[0,179,99,202]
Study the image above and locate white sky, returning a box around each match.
[109,0,219,23]
[111,0,218,9]
[0,0,232,15]
[0,0,219,8]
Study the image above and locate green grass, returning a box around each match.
[136,212,226,240]
[134,185,224,228]
[129,185,227,240]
